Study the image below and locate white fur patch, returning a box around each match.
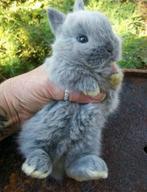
[83,86,100,97]
[73,170,108,181]
[22,162,50,179]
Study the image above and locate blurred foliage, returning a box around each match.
[0,0,147,80]
[121,34,147,68]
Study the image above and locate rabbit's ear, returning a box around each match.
[74,0,85,11]
[48,8,65,35]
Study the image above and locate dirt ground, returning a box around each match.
[0,74,147,192]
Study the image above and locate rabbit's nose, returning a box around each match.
[92,47,103,53]
[92,46,111,55]
[92,43,113,54]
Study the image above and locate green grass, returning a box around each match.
[0,0,146,80]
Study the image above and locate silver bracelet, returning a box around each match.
[64,89,70,101]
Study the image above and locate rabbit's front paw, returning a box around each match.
[76,76,100,97]
[110,72,123,88]
[22,150,52,179]
[83,86,100,97]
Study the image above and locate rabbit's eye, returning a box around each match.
[76,35,88,43]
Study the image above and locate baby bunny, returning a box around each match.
[18,0,123,181]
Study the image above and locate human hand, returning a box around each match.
[0,65,106,127]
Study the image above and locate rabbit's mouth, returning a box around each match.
[86,45,113,66]
[86,55,112,70]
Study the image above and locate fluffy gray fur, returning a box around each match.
[18,0,123,181]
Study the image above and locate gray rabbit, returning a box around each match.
[18,0,123,181]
